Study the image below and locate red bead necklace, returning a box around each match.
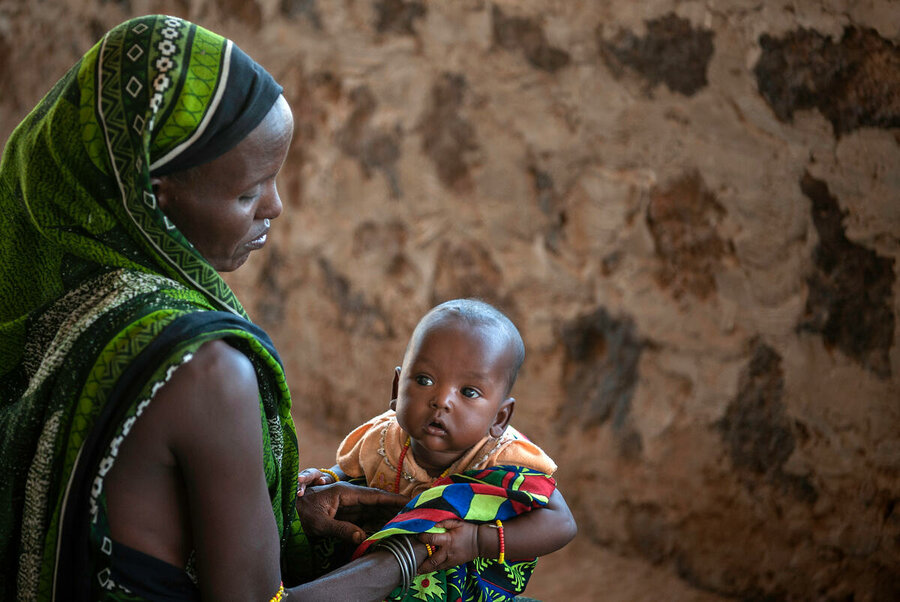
[393,436,453,493]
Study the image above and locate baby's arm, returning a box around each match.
[296,464,350,496]
[418,488,577,571]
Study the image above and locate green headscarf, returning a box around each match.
[0,15,304,600]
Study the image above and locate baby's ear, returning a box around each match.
[489,397,515,438]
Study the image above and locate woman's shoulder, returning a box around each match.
[151,340,259,447]
[164,340,256,396]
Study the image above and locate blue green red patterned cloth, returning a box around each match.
[354,465,556,602]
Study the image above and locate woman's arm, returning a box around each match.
[169,340,282,600]
[114,339,421,600]
[289,543,427,600]
[418,488,578,571]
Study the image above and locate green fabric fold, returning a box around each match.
[0,15,302,600]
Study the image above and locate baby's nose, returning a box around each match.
[430,389,454,410]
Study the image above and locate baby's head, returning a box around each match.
[390,299,525,473]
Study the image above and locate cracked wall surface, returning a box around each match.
[2,1,898,600]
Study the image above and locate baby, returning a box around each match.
[298,298,576,579]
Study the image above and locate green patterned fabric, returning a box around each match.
[0,15,304,600]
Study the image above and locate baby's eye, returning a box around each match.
[415,375,433,386]
[461,387,480,399]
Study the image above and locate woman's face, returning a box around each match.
[154,95,294,272]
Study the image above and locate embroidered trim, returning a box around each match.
[87,351,195,524]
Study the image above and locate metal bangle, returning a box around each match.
[390,536,415,592]
[378,536,416,596]
[398,535,418,572]
[393,541,413,596]
[378,539,408,591]
[399,535,419,591]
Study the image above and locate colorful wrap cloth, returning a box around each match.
[354,465,556,602]
[0,15,307,600]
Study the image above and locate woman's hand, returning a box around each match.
[296,481,409,544]
[417,519,480,572]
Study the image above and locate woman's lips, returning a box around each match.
[245,230,268,250]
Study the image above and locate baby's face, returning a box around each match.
[393,315,514,473]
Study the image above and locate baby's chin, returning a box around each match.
[411,432,451,453]
[411,438,467,466]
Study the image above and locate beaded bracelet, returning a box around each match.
[319,468,340,483]
[495,519,505,564]
[425,543,434,557]
[269,582,285,602]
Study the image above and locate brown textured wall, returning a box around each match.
[2,1,899,600]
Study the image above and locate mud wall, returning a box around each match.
[2,1,898,599]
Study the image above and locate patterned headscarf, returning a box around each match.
[0,14,282,341]
[0,16,302,600]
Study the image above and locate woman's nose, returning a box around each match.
[258,183,283,221]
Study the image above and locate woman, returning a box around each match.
[0,15,424,600]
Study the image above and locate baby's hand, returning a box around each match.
[296,468,334,497]
[417,519,479,572]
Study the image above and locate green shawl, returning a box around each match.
[0,15,304,600]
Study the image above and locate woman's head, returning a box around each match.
[141,18,291,274]
[152,95,293,272]
[0,15,291,320]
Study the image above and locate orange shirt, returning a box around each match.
[337,410,557,497]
